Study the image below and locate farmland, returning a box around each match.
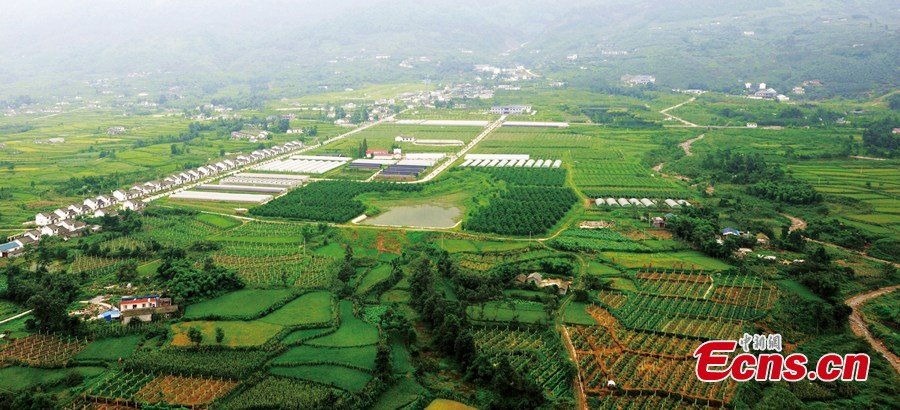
[0,79,898,410]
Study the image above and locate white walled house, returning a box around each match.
[35,213,56,226]
[112,190,129,202]
[83,198,99,210]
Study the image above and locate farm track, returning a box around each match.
[679,134,705,157]
[0,309,33,324]
[781,213,807,233]
[659,98,698,127]
[845,285,900,374]
[402,115,507,184]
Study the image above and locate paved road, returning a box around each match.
[404,115,507,184]
[845,285,900,374]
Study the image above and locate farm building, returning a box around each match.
[617,198,631,207]
[196,184,285,194]
[628,198,642,206]
[652,217,666,228]
[0,241,24,258]
[170,191,273,203]
[664,199,681,208]
[502,121,569,128]
[606,198,618,206]
[119,296,177,325]
[490,105,532,115]
[595,198,604,206]
[35,212,56,226]
[722,228,741,236]
[640,198,655,207]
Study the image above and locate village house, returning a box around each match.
[490,105,532,115]
[35,212,57,226]
[106,126,126,135]
[121,200,146,212]
[119,296,177,325]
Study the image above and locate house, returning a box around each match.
[722,228,741,236]
[35,212,56,226]
[121,200,145,212]
[490,105,532,115]
[366,149,390,159]
[119,296,177,325]
[746,122,758,128]
[127,188,144,198]
[94,208,118,218]
[624,75,656,85]
[40,225,60,237]
[96,195,114,207]
[223,159,236,168]
[892,128,900,134]
[756,233,770,245]
[188,170,201,180]
[143,181,161,192]
[754,88,778,99]
[395,135,416,143]
[53,208,69,219]
[112,190,129,202]
[83,198,99,210]
[651,217,666,228]
[106,126,126,135]
[0,241,24,258]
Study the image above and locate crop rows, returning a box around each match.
[223,221,310,238]
[453,249,554,273]
[620,294,766,322]
[590,393,725,409]
[474,167,567,187]
[134,217,224,247]
[635,274,710,299]
[575,306,698,357]
[212,242,336,287]
[569,323,735,405]
[464,186,578,236]
[472,327,570,398]
[250,181,424,223]
[135,374,237,406]
[582,188,689,200]
[69,255,124,275]
[0,333,88,366]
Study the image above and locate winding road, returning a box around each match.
[659,98,698,127]
[845,285,900,374]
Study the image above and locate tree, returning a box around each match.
[374,339,392,378]
[187,326,203,346]
[116,260,138,283]
[170,144,178,155]
[215,327,225,344]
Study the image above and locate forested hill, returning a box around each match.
[0,0,897,98]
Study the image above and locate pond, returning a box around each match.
[361,204,462,229]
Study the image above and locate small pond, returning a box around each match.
[361,204,462,229]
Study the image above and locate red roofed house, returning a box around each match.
[119,295,177,324]
[366,149,390,159]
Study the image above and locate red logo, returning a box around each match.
[694,335,869,382]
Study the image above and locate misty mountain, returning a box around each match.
[0,0,897,98]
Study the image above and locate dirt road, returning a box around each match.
[781,213,807,233]
[845,285,900,374]
[679,133,705,156]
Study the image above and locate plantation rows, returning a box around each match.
[635,276,710,299]
[250,181,424,223]
[472,327,570,398]
[84,370,235,408]
[569,325,735,404]
[633,271,776,309]
[0,333,88,366]
[70,255,125,275]
[589,393,723,410]
[212,243,337,287]
[596,292,628,309]
[576,174,676,189]
[463,186,578,236]
[453,249,555,272]
[578,306,698,357]
[221,376,343,410]
[581,188,689,200]
[126,349,271,379]
[473,167,567,187]
[549,236,646,253]
[618,294,766,322]
[220,221,309,238]
[608,305,744,340]
[134,217,225,247]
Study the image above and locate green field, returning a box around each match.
[258,291,334,326]
[273,345,377,370]
[306,301,379,347]
[171,320,283,347]
[184,289,296,319]
[75,335,143,361]
[269,364,372,392]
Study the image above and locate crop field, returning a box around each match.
[602,250,733,271]
[183,289,296,319]
[269,364,372,392]
[211,242,338,287]
[126,349,271,379]
[0,366,105,392]
[472,327,571,398]
[567,305,738,406]
[789,159,900,237]
[467,300,550,324]
[75,335,143,362]
[171,321,283,347]
[0,333,88,367]
[83,370,236,407]
[471,126,695,198]
[258,290,334,326]
[221,376,343,410]
[306,301,379,347]
[272,344,377,370]
[133,214,228,247]
[308,124,484,156]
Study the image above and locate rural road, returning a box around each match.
[659,97,698,127]
[0,310,33,325]
[845,285,900,374]
[405,115,507,184]
[679,133,705,156]
[781,213,808,233]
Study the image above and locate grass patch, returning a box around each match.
[184,289,295,319]
[273,345,376,370]
[467,300,550,324]
[0,366,106,391]
[562,302,596,325]
[356,265,392,295]
[75,335,142,361]
[602,250,733,271]
[306,301,379,347]
[171,321,282,347]
[258,291,333,327]
[372,377,426,410]
[269,365,372,392]
[196,213,242,229]
[281,328,332,345]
